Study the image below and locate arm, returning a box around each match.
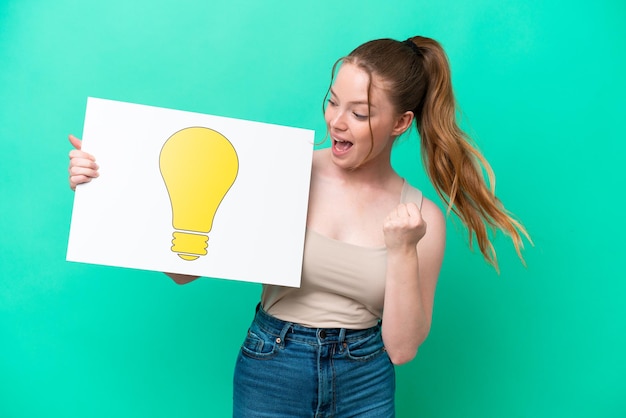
[381,198,446,365]
[165,272,201,285]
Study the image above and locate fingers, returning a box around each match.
[69,149,96,162]
[68,134,82,150]
[383,203,427,248]
[68,152,98,172]
[387,203,423,223]
[404,202,422,218]
[68,136,99,190]
[68,134,95,162]
[69,174,95,191]
[69,162,99,178]
[69,165,99,190]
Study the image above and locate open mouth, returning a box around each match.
[333,138,353,152]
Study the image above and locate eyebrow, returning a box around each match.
[330,88,376,107]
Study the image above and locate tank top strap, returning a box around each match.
[400,180,423,209]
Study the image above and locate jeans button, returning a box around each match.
[319,330,327,339]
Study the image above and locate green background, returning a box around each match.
[1,0,625,417]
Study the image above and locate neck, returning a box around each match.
[321,148,400,188]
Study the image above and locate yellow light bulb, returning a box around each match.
[159,127,239,261]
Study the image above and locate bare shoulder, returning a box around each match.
[418,196,446,254]
[416,197,446,286]
[420,197,445,232]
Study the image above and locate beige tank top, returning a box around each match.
[261,181,423,329]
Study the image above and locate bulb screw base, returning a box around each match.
[171,231,208,261]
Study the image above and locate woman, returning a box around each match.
[69,36,528,417]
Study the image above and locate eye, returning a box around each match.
[353,112,368,121]
[327,98,337,107]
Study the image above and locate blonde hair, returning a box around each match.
[338,36,531,270]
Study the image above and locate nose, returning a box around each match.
[328,108,348,131]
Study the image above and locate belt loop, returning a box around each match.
[338,328,347,344]
[277,321,292,347]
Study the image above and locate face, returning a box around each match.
[324,62,412,170]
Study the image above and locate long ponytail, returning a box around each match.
[346,36,530,270]
[410,36,530,269]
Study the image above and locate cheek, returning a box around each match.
[324,107,333,126]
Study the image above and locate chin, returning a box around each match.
[330,155,361,171]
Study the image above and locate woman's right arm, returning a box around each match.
[68,134,200,285]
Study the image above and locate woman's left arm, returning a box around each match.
[381,199,446,365]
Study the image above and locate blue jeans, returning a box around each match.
[233,305,395,417]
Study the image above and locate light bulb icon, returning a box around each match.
[159,127,239,261]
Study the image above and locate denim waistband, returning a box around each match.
[253,304,381,345]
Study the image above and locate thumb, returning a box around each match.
[68,134,82,150]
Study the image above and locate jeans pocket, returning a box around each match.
[345,331,386,362]
[240,327,280,360]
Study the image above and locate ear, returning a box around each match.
[391,111,414,136]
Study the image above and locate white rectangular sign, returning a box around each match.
[67,98,314,287]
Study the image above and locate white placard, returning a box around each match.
[67,98,314,287]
